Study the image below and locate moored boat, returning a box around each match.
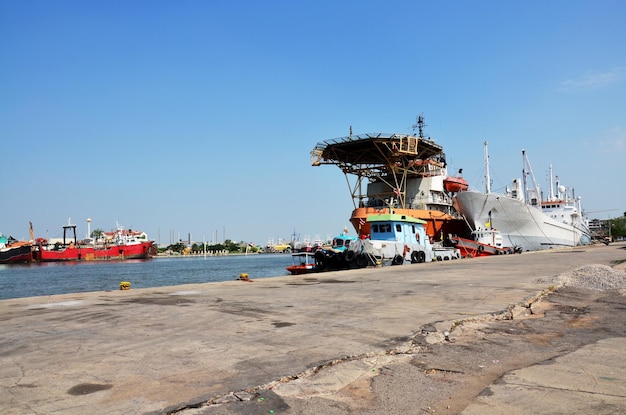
[0,234,33,264]
[343,213,460,268]
[447,228,519,258]
[286,252,318,274]
[453,142,591,252]
[312,229,359,271]
[33,221,155,262]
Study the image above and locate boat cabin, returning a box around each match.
[472,228,504,248]
[331,232,357,252]
[286,252,317,275]
[368,213,430,247]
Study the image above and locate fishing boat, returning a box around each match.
[452,142,591,252]
[286,252,318,274]
[343,213,460,268]
[33,221,155,262]
[0,234,33,264]
[310,116,469,242]
[94,227,156,260]
[312,229,359,271]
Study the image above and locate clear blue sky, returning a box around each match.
[2,0,625,245]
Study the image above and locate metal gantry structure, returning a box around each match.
[310,131,445,210]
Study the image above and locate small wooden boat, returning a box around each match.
[286,252,318,274]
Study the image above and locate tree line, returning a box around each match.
[160,240,260,255]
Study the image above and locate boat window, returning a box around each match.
[396,224,402,232]
[374,224,392,233]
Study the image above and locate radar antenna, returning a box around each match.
[411,114,427,138]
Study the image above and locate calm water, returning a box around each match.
[0,254,294,300]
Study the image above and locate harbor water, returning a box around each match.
[0,254,293,300]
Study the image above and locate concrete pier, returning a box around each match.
[1,243,625,414]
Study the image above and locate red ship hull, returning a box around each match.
[0,243,33,264]
[448,235,515,258]
[34,241,155,262]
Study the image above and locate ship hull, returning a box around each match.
[34,241,155,262]
[0,243,33,264]
[453,191,590,251]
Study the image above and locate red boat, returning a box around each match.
[286,252,318,274]
[33,222,155,262]
[448,229,518,258]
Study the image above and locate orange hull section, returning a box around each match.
[350,207,466,241]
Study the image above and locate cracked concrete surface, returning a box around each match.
[1,243,625,414]
[173,286,626,415]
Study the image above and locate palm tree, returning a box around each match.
[91,229,104,241]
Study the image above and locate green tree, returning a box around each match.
[206,242,226,251]
[166,242,187,254]
[91,228,104,240]
[610,216,625,239]
[224,239,241,253]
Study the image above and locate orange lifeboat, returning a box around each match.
[443,175,469,193]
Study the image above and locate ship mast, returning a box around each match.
[412,114,426,138]
[548,164,555,201]
[484,141,491,194]
[521,150,540,206]
[522,149,527,201]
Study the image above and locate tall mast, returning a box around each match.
[522,150,540,205]
[549,164,555,201]
[522,149,527,201]
[412,114,426,138]
[484,141,491,194]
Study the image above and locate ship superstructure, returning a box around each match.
[311,117,468,240]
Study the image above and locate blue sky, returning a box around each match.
[2,0,625,245]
